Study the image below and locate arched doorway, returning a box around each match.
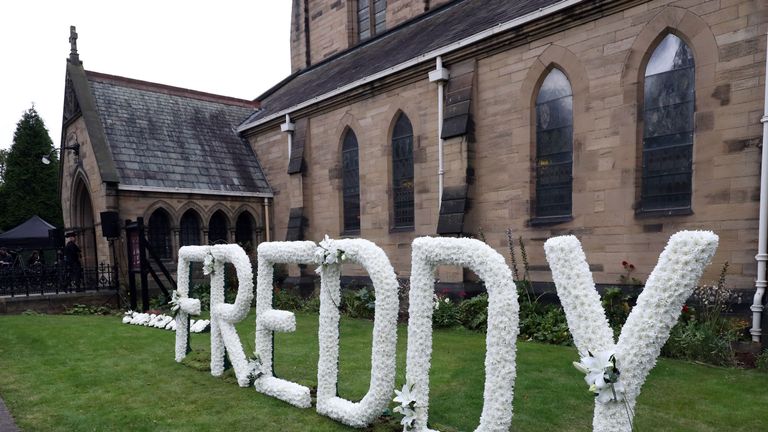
[71,178,97,271]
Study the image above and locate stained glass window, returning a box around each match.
[342,129,361,232]
[148,209,172,259]
[535,68,573,218]
[392,113,414,228]
[641,34,695,212]
[179,210,201,247]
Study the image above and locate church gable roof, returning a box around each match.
[85,72,272,195]
[238,0,563,131]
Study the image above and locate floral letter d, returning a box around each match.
[405,237,520,432]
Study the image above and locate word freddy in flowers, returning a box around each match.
[172,231,717,432]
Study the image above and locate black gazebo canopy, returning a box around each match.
[0,215,57,249]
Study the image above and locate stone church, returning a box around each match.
[59,0,767,338]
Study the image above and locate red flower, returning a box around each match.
[682,305,689,313]
[629,264,635,270]
[621,260,629,268]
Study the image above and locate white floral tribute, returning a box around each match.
[122,310,209,332]
[544,231,718,432]
[254,241,317,408]
[314,237,399,428]
[404,236,519,432]
[176,244,255,387]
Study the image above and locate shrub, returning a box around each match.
[519,302,572,346]
[601,287,632,336]
[301,294,321,313]
[273,287,303,311]
[662,262,742,366]
[341,285,375,319]
[661,318,739,366]
[756,350,768,372]
[458,293,488,332]
[64,304,113,315]
[432,294,461,329]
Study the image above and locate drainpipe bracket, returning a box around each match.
[280,122,295,133]
[429,68,450,83]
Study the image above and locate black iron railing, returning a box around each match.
[0,262,117,297]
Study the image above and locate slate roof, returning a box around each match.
[240,0,562,129]
[86,72,272,195]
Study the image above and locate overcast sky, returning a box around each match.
[0,0,292,150]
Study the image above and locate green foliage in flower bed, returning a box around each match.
[0,312,767,431]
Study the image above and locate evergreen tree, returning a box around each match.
[0,106,62,230]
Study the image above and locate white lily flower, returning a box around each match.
[393,382,416,406]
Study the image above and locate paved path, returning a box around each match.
[0,395,20,432]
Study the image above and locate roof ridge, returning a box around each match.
[254,0,467,101]
[85,70,259,109]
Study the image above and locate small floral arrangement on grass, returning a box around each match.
[247,353,264,386]
[393,382,417,430]
[314,235,347,275]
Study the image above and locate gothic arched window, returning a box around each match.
[535,68,573,219]
[358,0,386,41]
[148,209,172,260]
[208,210,228,244]
[392,113,414,228]
[342,129,361,233]
[641,33,695,213]
[235,211,255,248]
[179,210,201,247]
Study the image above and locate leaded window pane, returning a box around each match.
[208,211,228,244]
[535,68,573,218]
[148,209,172,260]
[392,114,414,227]
[180,211,200,247]
[358,0,385,41]
[373,0,386,33]
[641,34,695,211]
[358,1,371,41]
[342,130,361,232]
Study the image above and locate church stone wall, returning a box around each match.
[255,0,766,291]
[61,117,111,268]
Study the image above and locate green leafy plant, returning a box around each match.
[662,262,741,366]
[273,287,303,311]
[756,350,768,372]
[519,302,573,346]
[432,295,461,329]
[63,303,113,316]
[458,293,488,332]
[341,285,376,319]
[601,287,632,336]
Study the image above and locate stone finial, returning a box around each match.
[68,25,80,64]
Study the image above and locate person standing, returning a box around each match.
[64,231,82,291]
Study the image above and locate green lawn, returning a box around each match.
[0,312,766,431]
